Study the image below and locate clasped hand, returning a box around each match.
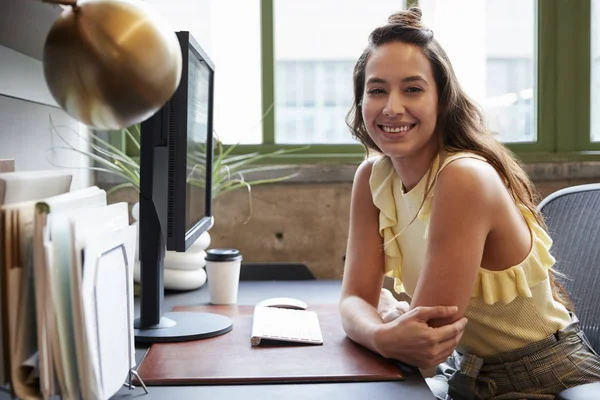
[375,289,467,369]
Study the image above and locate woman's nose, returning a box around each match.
[383,92,405,117]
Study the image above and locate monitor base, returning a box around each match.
[134,311,233,343]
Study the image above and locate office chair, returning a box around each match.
[537,183,600,400]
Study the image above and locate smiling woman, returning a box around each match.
[339,6,600,400]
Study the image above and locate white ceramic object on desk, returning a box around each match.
[164,232,209,271]
[134,265,207,291]
[132,202,210,291]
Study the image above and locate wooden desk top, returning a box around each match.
[137,303,403,385]
[112,280,434,400]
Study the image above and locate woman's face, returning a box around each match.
[361,41,439,159]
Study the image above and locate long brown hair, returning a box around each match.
[346,6,572,310]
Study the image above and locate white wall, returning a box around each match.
[0,45,93,190]
[0,95,93,191]
[0,46,58,107]
[0,0,94,191]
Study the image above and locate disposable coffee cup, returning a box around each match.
[205,248,243,305]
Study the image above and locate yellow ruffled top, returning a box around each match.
[370,152,572,356]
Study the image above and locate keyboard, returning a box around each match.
[250,306,324,346]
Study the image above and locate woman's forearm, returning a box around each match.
[339,295,384,355]
[340,292,467,367]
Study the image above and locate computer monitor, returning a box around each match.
[134,31,233,343]
[168,30,214,253]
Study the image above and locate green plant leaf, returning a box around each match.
[123,126,141,150]
[107,181,138,195]
[50,113,307,224]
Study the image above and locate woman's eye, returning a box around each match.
[406,87,423,93]
[367,88,385,95]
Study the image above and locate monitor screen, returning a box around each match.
[185,48,210,233]
[165,31,214,252]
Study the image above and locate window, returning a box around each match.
[133,1,599,162]
[207,1,263,145]
[419,0,535,143]
[273,0,406,144]
[592,0,600,142]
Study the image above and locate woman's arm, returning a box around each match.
[339,160,389,351]
[340,159,468,368]
[410,158,499,327]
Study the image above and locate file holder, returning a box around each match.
[93,243,148,396]
[0,241,148,399]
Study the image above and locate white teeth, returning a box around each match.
[381,125,413,133]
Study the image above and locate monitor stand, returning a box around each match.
[134,181,233,343]
[134,210,233,343]
[134,312,232,343]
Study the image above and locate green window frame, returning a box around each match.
[113,0,600,163]
[527,0,599,161]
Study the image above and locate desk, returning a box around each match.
[117,280,434,399]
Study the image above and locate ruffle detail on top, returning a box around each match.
[369,156,404,292]
[416,185,435,239]
[472,204,556,305]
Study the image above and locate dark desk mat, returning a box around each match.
[136,304,404,385]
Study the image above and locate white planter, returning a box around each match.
[132,202,208,291]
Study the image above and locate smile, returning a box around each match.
[378,124,416,136]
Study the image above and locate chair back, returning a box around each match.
[537,183,600,352]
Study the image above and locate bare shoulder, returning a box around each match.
[354,157,377,181]
[435,157,505,206]
[350,157,381,214]
[351,157,379,193]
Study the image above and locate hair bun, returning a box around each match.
[388,6,424,28]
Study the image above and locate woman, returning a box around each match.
[339,6,600,399]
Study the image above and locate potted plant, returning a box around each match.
[49,121,306,290]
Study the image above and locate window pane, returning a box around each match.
[592,0,600,142]
[206,1,262,144]
[147,0,262,144]
[419,0,536,143]
[274,0,406,144]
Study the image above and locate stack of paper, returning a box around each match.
[0,170,72,205]
[0,171,138,400]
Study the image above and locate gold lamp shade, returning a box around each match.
[43,0,182,130]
